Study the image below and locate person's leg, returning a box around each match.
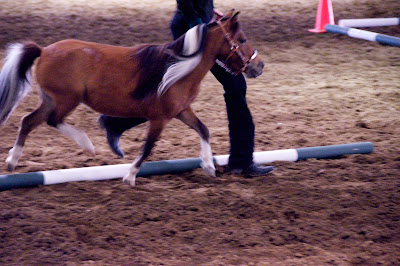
[98,115,147,158]
[211,64,254,168]
[210,64,275,176]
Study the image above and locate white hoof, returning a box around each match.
[5,146,23,172]
[83,144,96,156]
[201,162,216,177]
[123,173,136,187]
[5,156,17,172]
[77,134,96,156]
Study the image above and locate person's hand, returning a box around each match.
[213,8,224,18]
[211,8,224,23]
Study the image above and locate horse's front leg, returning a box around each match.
[123,119,166,186]
[176,107,216,177]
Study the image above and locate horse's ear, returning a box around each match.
[231,11,240,23]
[230,12,240,32]
[224,9,234,19]
[220,10,237,24]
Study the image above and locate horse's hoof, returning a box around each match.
[82,144,95,156]
[86,148,96,157]
[5,157,17,172]
[6,163,16,172]
[122,174,136,187]
[201,163,216,177]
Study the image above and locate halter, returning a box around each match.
[216,20,258,75]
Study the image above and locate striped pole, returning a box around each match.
[0,142,373,191]
[338,18,400,28]
[325,24,400,47]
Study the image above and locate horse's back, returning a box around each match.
[37,39,134,78]
[35,40,136,95]
[33,39,158,117]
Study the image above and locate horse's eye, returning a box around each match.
[239,39,247,44]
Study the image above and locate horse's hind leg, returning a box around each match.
[55,123,95,155]
[6,92,54,171]
[47,95,95,156]
[176,107,216,177]
[123,119,166,186]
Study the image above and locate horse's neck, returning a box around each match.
[196,31,224,76]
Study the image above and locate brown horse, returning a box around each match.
[0,10,264,186]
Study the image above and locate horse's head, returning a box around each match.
[211,10,264,78]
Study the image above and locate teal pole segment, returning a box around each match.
[296,142,374,161]
[137,158,202,177]
[325,24,350,35]
[376,34,400,47]
[0,172,45,191]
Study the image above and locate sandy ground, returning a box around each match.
[0,0,399,264]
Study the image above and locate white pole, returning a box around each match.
[338,18,400,28]
[347,28,378,42]
[213,149,298,166]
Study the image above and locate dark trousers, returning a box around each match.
[210,64,255,168]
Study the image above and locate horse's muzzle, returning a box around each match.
[244,60,264,78]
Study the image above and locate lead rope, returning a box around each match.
[215,59,235,75]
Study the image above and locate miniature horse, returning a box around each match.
[0,10,264,186]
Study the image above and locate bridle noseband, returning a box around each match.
[216,20,258,75]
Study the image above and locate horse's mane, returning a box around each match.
[130,24,208,99]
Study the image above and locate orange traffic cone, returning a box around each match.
[308,0,335,33]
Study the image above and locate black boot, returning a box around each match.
[98,115,147,158]
[226,163,276,177]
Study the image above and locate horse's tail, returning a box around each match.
[0,42,42,125]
